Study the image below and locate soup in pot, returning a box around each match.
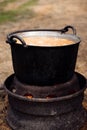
[17,37,74,46]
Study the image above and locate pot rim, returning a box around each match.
[7,29,81,48]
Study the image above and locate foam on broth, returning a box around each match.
[17,37,74,46]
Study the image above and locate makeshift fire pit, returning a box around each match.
[4,26,87,130]
[4,72,87,130]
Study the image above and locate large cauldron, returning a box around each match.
[6,26,80,86]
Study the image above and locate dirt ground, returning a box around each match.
[0,0,87,129]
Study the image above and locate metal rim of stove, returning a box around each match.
[4,72,87,103]
[12,73,80,98]
[4,72,87,116]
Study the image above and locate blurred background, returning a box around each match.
[0,0,87,84]
[0,0,87,130]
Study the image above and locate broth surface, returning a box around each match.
[17,37,74,46]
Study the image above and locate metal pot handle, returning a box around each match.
[60,25,76,35]
[6,34,27,47]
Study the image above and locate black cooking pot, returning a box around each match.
[6,26,81,86]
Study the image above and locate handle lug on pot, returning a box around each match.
[60,25,76,35]
[6,35,17,44]
[6,34,27,47]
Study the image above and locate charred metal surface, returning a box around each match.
[4,72,86,116]
[11,73,80,98]
[7,105,87,130]
[4,72,87,130]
